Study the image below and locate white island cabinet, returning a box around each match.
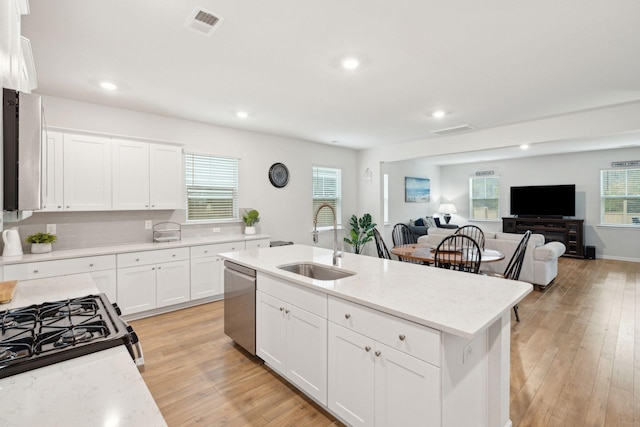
[220,244,533,427]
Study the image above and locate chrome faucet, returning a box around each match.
[313,203,342,266]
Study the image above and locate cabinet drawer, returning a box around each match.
[328,296,440,366]
[4,255,116,281]
[257,272,327,318]
[117,247,189,267]
[246,239,270,250]
[190,241,244,259]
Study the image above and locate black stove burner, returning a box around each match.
[0,294,134,379]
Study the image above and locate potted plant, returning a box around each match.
[242,209,260,235]
[343,213,376,254]
[26,232,57,254]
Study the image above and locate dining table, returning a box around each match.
[390,243,505,264]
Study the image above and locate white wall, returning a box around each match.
[17,95,358,251]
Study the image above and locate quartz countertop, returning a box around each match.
[220,244,533,339]
[0,233,270,266]
[0,274,166,426]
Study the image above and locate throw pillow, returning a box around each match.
[434,217,441,227]
[414,218,425,226]
[425,216,437,228]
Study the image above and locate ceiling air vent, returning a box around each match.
[611,160,640,168]
[185,7,224,36]
[430,124,475,136]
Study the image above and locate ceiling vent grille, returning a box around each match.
[185,7,224,36]
[430,124,475,136]
[611,160,640,168]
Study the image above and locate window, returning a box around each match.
[312,166,342,228]
[601,168,640,225]
[185,152,238,222]
[469,176,500,219]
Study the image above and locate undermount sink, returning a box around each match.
[277,262,355,281]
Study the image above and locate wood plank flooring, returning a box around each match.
[130,257,640,426]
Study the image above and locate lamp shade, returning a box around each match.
[438,204,457,214]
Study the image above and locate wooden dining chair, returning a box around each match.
[454,225,485,250]
[481,230,532,322]
[434,234,482,273]
[373,228,392,260]
[392,223,422,264]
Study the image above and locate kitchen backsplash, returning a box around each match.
[2,210,246,252]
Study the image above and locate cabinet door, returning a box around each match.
[63,134,112,211]
[328,322,375,427]
[149,143,183,210]
[91,269,117,303]
[256,290,287,373]
[374,342,441,427]
[117,265,156,315]
[286,304,328,405]
[156,259,190,307]
[112,139,150,210]
[41,130,64,211]
[190,256,222,300]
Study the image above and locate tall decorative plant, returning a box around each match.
[343,213,376,254]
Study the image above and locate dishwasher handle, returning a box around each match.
[224,260,256,278]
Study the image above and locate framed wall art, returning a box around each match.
[405,177,430,203]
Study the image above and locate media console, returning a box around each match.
[502,217,584,258]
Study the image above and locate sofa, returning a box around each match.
[417,227,566,290]
[406,216,458,239]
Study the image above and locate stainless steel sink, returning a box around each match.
[277,262,355,280]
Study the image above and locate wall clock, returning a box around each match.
[268,162,289,188]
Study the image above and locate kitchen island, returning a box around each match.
[0,274,166,427]
[221,244,533,427]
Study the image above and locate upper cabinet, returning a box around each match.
[1,0,37,92]
[41,131,184,212]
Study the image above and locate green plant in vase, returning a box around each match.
[26,232,57,254]
[343,213,376,254]
[242,209,260,234]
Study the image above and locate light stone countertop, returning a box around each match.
[0,274,167,427]
[0,233,270,266]
[220,244,533,339]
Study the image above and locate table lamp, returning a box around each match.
[438,204,457,224]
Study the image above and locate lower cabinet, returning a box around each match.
[90,269,117,302]
[256,274,328,405]
[189,241,248,300]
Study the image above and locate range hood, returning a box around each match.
[2,88,43,222]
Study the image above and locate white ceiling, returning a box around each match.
[21,0,640,150]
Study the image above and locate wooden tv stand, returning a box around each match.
[502,217,584,258]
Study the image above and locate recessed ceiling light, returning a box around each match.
[99,81,118,91]
[341,57,360,70]
[520,144,529,150]
[432,110,446,119]
[236,111,249,119]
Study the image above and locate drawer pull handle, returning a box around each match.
[136,258,140,262]
[399,334,406,341]
[89,263,94,267]
[345,314,351,319]
[33,269,39,273]
[280,307,285,311]
[364,346,371,352]
[204,250,208,253]
[285,309,290,314]
[172,254,176,257]
[375,351,381,357]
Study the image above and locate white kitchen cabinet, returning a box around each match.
[189,241,242,300]
[90,269,117,302]
[256,274,328,405]
[63,133,112,211]
[149,143,183,210]
[2,0,34,92]
[117,247,190,315]
[112,139,150,210]
[41,130,64,211]
[245,238,270,250]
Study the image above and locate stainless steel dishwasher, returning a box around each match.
[223,260,256,355]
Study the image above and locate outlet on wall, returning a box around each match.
[212,227,221,233]
[145,220,152,230]
[46,224,56,235]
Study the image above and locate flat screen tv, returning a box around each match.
[510,184,575,217]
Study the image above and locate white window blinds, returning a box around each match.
[469,176,500,219]
[601,168,640,225]
[312,166,342,227]
[185,152,238,222]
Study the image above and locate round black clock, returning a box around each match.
[268,163,290,188]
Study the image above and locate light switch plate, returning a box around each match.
[145,220,152,230]
[46,224,56,234]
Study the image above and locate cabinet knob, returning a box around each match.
[375,351,381,357]
[399,334,406,341]
[172,254,176,257]
[136,258,140,262]
[158,266,162,270]
[89,263,94,267]
[57,205,62,209]
[364,346,371,352]
[145,205,149,208]
[33,269,39,273]
[280,307,285,311]
[152,267,156,270]
[344,313,351,319]
[66,205,70,208]
[285,309,290,314]
[204,250,208,254]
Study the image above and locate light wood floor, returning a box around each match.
[130,257,640,426]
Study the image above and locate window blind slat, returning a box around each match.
[313,167,342,227]
[185,153,238,222]
[601,168,640,225]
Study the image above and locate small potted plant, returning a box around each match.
[242,209,260,235]
[26,232,57,254]
[343,213,376,254]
